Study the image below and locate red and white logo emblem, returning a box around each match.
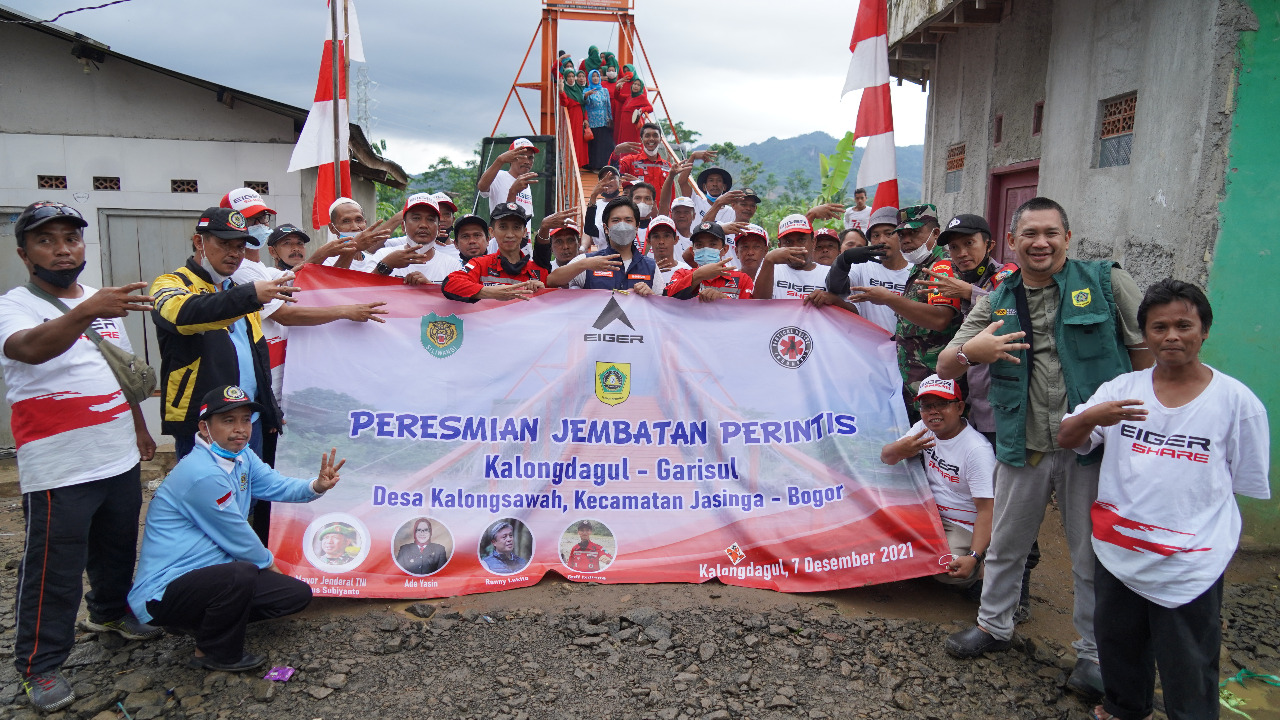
[724,542,746,566]
[770,326,813,369]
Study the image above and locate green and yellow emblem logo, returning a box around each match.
[595,362,630,406]
[421,313,463,358]
[1071,289,1092,307]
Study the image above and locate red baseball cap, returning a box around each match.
[777,214,813,238]
[220,187,275,218]
[510,138,540,154]
[916,374,963,402]
[403,193,440,215]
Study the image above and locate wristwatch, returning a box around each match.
[373,262,393,276]
[956,342,979,366]
[967,550,985,564]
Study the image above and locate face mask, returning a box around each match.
[902,234,936,265]
[200,257,230,285]
[246,225,271,248]
[607,222,637,246]
[32,261,86,289]
[635,202,652,218]
[209,439,246,460]
[606,70,617,80]
[644,144,659,157]
[693,247,722,267]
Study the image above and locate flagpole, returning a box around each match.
[342,0,351,114]
[329,0,343,202]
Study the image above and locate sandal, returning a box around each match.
[1091,706,1153,720]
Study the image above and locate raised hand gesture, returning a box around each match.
[254,273,300,305]
[78,282,153,319]
[963,319,1031,364]
[339,302,388,323]
[314,448,346,493]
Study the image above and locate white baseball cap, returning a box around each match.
[777,214,813,238]
[671,197,696,210]
[220,187,275,218]
[403,193,440,215]
[510,138,539,154]
[430,192,458,212]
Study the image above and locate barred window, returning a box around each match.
[1032,101,1044,136]
[245,181,269,195]
[993,115,1003,146]
[93,176,121,191]
[38,175,68,190]
[1099,94,1136,168]
[945,144,965,194]
[171,179,199,193]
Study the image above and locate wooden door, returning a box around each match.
[987,166,1039,265]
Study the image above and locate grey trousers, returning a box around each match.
[977,449,1100,661]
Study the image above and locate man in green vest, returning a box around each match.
[933,197,1152,701]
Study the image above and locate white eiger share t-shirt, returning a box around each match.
[1065,367,1270,608]
[845,262,911,333]
[901,420,995,530]
[481,169,534,219]
[771,264,829,300]
[0,285,140,493]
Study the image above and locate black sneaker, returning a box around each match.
[22,670,76,712]
[79,613,164,640]
[1065,657,1104,701]
[944,625,1011,659]
[188,652,268,672]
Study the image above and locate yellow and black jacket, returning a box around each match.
[150,258,282,438]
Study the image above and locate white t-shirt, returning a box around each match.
[481,169,534,218]
[844,206,872,232]
[902,420,995,530]
[771,264,829,300]
[368,246,456,282]
[845,262,911,333]
[232,260,291,406]
[433,240,460,260]
[0,285,141,493]
[1067,367,1270,608]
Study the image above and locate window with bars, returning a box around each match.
[38,175,68,190]
[93,176,121,191]
[171,179,199,193]
[245,181,269,195]
[945,144,965,194]
[1032,101,1044,136]
[1099,94,1136,168]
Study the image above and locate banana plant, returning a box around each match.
[818,131,857,204]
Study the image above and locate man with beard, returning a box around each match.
[2,202,163,712]
[756,215,830,300]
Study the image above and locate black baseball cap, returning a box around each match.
[490,202,529,223]
[939,214,993,245]
[197,385,263,421]
[14,201,87,244]
[739,187,761,203]
[453,214,490,236]
[267,224,310,246]
[696,167,733,191]
[195,207,254,241]
[596,165,619,180]
[690,220,726,244]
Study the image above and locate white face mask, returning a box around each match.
[643,144,659,157]
[635,202,652,218]
[607,222,637,246]
[903,242,934,265]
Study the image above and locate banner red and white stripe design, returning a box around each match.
[842,0,899,210]
[288,1,365,229]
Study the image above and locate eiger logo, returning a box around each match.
[947,217,961,229]
[585,296,643,344]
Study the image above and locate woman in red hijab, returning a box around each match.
[559,69,589,169]
[616,74,654,147]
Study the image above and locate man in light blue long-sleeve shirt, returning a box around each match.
[128,385,344,672]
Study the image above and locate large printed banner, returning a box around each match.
[269,265,949,598]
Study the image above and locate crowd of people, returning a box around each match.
[556,47,655,170]
[1,114,1268,720]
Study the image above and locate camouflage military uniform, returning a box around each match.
[892,205,963,404]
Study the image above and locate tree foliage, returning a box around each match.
[376,146,482,222]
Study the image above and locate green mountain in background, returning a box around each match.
[694,132,925,205]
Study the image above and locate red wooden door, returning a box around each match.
[987,166,1039,265]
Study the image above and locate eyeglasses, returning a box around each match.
[24,202,84,223]
[917,399,960,411]
[248,212,274,226]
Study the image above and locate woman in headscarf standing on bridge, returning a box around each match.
[580,45,602,75]
[616,71,653,148]
[560,69,589,169]
[583,69,614,171]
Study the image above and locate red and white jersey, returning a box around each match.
[1067,367,1270,607]
[901,420,995,529]
[0,285,140,493]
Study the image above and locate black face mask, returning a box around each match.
[275,258,294,272]
[32,261,86,289]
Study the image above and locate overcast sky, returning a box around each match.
[9,0,930,174]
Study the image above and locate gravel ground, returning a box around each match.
[0,462,1277,720]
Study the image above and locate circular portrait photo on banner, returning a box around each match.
[303,513,370,573]
[478,518,533,576]
[559,518,616,574]
[391,517,455,577]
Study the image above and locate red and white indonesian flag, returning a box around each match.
[288,0,366,229]
[842,0,899,210]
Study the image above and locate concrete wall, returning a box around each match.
[0,24,296,143]
[1201,0,1278,547]
[1039,0,1240,291]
